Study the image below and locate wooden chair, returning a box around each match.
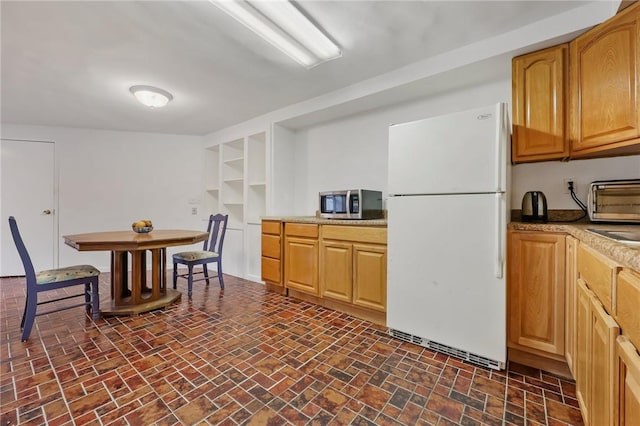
[172,214,228,297]
[8,216,100,341]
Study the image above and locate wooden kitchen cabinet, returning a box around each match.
[508,231,567,368]
[320,240,353,303]
[566,235,579,376]
[284,223,319,295]
[512,44,569,162]
[319,225,387,324]
[589,293,620,426]
[616,270,640,349]
[353,243,386,312]
[575,242,622,426]
[615,335,640,426]
[578,242,621,315]
[576,278,593,424]
[576,278,620,426]
[569,2,640,157]
[261,220,284,293]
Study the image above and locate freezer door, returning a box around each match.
[387,193,506,364]
[388,103,509,195]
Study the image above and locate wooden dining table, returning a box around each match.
[63,229,208,315]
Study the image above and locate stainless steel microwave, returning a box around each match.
[588,179,640,223]
[319,189,384,219]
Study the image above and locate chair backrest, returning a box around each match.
[8,216,37,283]
[203,214,228,255]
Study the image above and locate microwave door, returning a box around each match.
[322,195,334,214]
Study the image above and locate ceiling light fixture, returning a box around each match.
[211,0,341,68]
[129,85,173,108]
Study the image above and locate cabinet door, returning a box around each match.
[508,231,566,357]
[576,278,592,424]
[615,335,640,426]
[320,241,352,303]
[261,257,281,284]
[512,44,569,162]
[570,3,640,154]
[284,237,318,295]
[353,244,387,312]
[590,295,620,426]
[566,236,578,375]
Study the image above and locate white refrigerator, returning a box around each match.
[387,103,510,370]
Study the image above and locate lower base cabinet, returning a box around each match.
[352,244,386,312]
[576,278,592,423]
[284,223,319,295]
[576,277,621,426]
[589,289,619,426]
[319,226,387,323]
[616,335,640,426]
[507,231,567,374]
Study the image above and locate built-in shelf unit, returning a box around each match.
[205,130,269,282]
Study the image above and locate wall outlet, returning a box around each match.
[191,207,198,215]
[563,178,575,195]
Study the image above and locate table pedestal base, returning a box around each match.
[100,289,182,316]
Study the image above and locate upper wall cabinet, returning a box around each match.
[512,44,569,163]
[569,1,640,157]
[512,2,640,163]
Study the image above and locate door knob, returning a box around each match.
[43,209,52,215]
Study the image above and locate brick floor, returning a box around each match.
[0,273,583,425]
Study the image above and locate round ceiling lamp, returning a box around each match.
[129,85,173,108]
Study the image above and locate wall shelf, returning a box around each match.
[204,130,267,282]
[224,156,244,165]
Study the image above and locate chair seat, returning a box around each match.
[36,265,100,285]
[173,251,219,262]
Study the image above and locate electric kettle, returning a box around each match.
[521,191,548,223]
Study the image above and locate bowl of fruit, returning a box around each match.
[132,219,153,233]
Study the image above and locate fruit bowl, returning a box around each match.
[132,226,153,234]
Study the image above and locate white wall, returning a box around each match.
[286,78,639,215]
[1,124,205,271]
[290,78,512,214]
[512,156,640,210]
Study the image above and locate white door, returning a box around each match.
[388,103,508,195]
[386,193,506,364]
[1,140,56,276]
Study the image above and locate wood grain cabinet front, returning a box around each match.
[319,225,387,324]
[589,292,620,426]
[569,2,640,157]
[284,223,319,295]
[507,231,567,364]
[565,235,579,376]
[615,335,640,426]
[512,44,569,162]
[261,220,284,293]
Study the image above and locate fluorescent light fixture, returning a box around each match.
[129,85,173,108]
[211,0,341,68]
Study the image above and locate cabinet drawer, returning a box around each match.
[262,234,281,259]
[616,269,640,349]
[322,225,387,244]
[285,223,318,238]
[262,257,281,284]
[578,243,620,314]
[262,220,281,235]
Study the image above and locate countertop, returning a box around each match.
[261,216,387,226]
[509,222,640,271]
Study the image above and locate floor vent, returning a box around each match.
[388,328,504,370]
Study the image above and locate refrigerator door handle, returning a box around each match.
[494,105,505,192]
[495,192,504,279]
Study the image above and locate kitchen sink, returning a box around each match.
[587,228,640,246]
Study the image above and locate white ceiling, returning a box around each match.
[1,1,598,136]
